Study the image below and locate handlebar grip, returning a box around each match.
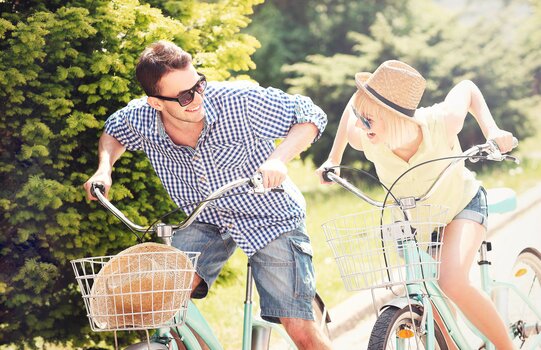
[90,182,106,197]
[322,168,336,182]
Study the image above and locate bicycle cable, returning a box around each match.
[135,191,254,242]
[380,154,488,296]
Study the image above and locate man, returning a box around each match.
[84,40,332,349]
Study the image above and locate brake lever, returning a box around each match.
[248,173,284,194]
[470,138,520,163]
[504,155,520,164]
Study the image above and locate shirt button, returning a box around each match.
[199,176,206,183]
[228,223,234,229]
[193,155,200,161]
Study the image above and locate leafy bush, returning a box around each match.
[0,0,261,347]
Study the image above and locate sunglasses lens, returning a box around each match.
[196,78,207,94]
[178,92,194,107]
[351,106,371,129]
[361,117,371,129]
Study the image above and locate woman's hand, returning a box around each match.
[487,128,516,153]
[315,159,341,184]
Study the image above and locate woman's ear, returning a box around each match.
[147,96,164,111]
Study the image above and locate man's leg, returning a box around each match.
[281,317,332,349]
[172,222,236,298]
[250,225,333,349]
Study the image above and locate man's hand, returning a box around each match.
[258,158,288,189]
[83,172,112,200]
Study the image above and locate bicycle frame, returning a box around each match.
[90,179,297,350]
[393,237,541,350]
[323,140,541,349]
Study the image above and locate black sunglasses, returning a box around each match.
[351,105,372,129]
[150,74,207,107]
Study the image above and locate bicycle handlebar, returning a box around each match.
[322,138,519,209]
[91,173,282,238]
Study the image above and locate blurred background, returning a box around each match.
[1,0,539,348]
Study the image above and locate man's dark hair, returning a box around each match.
[135,40,192,96]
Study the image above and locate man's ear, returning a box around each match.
[147,96,164,111]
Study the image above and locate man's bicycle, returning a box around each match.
[321,140,541,349]
[71,174,329,350]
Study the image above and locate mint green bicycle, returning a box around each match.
[322,140,541,350]
[71,174,329,350]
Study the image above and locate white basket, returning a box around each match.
[71,243,199,332]
[322,205,448,291]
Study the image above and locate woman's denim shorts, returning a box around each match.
[171,221,316,324]
[453,186,488,229]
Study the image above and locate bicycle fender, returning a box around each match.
[175,325,203,350]
[125,342,168,350]
[380,297,423,313]
[174,300,223,350]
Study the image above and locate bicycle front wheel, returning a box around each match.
[367,305,448,350]
[508,247,541,348]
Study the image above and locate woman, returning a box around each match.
[316,60,516,349]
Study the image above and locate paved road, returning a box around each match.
[331,186,541,348]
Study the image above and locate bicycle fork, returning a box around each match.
[480,241,541,349]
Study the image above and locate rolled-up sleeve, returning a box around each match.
[246,86,327,142]
[104,109,144,151]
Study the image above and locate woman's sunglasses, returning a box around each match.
[351,105,372,129]
[150,74,207,107]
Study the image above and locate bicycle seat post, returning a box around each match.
[242,262,255,349]
[478,241,493,294]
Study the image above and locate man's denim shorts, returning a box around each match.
[172,221,316,324]
[453,186,489,229]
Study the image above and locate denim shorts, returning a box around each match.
[171,222,316,324]
[453,186,488,229]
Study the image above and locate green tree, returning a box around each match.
[283,0,536,167]
[244,0,402,89]
[0,0,261,347]
[515,0,541,120]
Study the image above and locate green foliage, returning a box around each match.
[245,0,401,88]
[0,0,261,347]
[281,0,539,166]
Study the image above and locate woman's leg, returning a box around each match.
[438,219,515,349]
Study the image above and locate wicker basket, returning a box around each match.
[322,205,448,291]
[71,242,199,331]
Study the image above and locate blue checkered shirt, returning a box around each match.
[104,81,327,256]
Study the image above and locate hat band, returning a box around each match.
[366,85,416,117]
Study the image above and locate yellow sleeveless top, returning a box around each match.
[360,103,480,224]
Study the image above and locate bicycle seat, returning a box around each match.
[486,187,517,214]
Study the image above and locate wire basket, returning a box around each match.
[71,242,199,332]
[322,205,448,291]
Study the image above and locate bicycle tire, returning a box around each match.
[313,293,331,338]
[507,247,541,348]
[367,305,448,350]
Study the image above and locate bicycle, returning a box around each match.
[321,140,541,350]
[71,174,330,350]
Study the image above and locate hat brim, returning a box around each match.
[354,72,422,126]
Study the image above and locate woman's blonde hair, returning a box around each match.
[353,90,420,150]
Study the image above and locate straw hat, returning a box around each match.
[89,242,194,330]
[355,60,426,125]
